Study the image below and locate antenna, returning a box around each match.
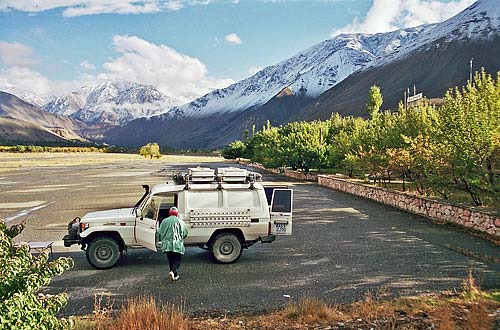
[469,58,474,83]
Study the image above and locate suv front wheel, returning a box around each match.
[210,232,242,264]
[86,237,120,269]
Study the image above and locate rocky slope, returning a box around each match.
[0,92,86,142]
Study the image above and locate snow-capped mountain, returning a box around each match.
[161,0,498,121]
[43,81,175,126]
[105,0,500,149]
[0,87,47,107]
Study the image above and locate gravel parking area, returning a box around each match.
[1,155,498,315]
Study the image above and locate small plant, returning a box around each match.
[92,292,114,329]
[461,268,481,301]
[0,220,73,330]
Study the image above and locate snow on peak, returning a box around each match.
[160,0,499,120]
[0,87,47,107]
[43,81,175,125]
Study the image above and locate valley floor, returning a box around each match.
[0,152,498,324]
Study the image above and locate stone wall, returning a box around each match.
[245,162,499,238]
[317,175,500,238]
[282,169,318,181]
[247,163,318,181]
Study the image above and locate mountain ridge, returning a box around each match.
[42,81,174,126]
[105,0,500,149]
[0,91,87,142]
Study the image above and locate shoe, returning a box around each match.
[173,274,179,281]
[168,271,175,281]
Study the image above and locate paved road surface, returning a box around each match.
[1,160,498,315]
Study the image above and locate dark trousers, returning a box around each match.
[165,251,183,276]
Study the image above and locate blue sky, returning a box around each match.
[0,0,475,102]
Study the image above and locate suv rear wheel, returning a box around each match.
[210,232,242,263]
[86,237,120,269]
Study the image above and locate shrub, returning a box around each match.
[0,220,73,330]
[139,143,162,159]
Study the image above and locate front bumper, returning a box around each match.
[62,218,81,247]
[63,234,80,247]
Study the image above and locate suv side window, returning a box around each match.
[188,191,221,208]
[143,194,176,221]
[226,190,260,208]
[142,197,159,220]
[157,194,177,222]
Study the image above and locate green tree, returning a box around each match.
[279,121,329,172]
[326,114,366,176]
[222,140,246,160]
[250,125,282,168]
[0,221,73,329]
[435,70,500,205]
[139,142,162,159]
[366,85,383,119]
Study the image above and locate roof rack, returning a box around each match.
[172,167,262,189]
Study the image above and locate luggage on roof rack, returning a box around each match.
[189,167,215,183]
[216,167,248,182]
[172,167,262,185]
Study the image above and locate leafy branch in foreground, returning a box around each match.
[0,221,73,330]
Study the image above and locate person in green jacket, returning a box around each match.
[157,206,188,281]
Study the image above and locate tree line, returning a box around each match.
[223,70,499,206]
[0,145,104,153]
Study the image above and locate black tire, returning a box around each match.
[86,237,120,269]
[210,233,242,264]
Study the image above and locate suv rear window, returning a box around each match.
[264,186,288,205]
[271,190,292,213]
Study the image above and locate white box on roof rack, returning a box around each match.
[188,167,215,182]
[216,167,248,182]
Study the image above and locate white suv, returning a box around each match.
[63,167,293,269]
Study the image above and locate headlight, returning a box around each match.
[79,222,89,231]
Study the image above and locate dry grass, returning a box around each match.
[107,296,188,330]
[283,297,344,324]
[461,268,482,301]
[71,272,500,330]
[0,152,225,172]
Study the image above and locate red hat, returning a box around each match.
[169,206,179,216]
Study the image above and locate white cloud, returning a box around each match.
[79,60,96,70]
[0,41,39,67]
[0,0,213,17]
[99,35,234,103]
[224,33,242,45]
[332,0,475,35]
[0,35,233,103]
[0,67,51,96]
[164,0,184,10]
[0,66,85,97]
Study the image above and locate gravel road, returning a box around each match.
[1,159,498,316]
